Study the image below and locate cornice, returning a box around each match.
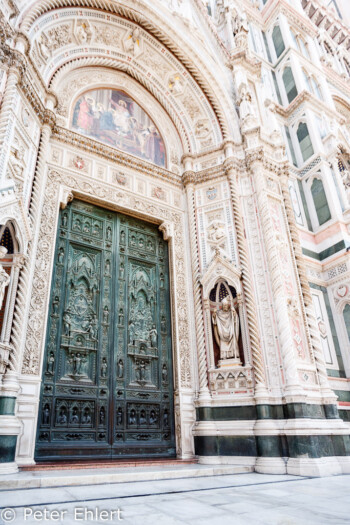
[52,126,182,187]
[274,90,345,123]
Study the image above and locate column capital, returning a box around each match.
[182,171,197,187]
[43,109,56,129]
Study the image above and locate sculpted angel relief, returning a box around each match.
[71,88,166,167]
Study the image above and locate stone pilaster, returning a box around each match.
[0,107,55,474]
[183,171,210,402]
[248,158,304,401]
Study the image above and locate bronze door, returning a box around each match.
[35,200,175,461]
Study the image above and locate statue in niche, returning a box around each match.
[105,259,111,275]
[120,231,125,244]
[136,360,147,382]
[129,320,135,344]
[161,316,166,333]
[103,306,109,324]
[149,325,157,347]
[52,296,59,315]
[119,263,125,279]
[62,214,68,227]
[46,352,55,375]
[74,218,82,231]
[162,364,168,382]
[140,410,147,425]
[101,358,108,378]
[58,247,64,264]
[99,407,106,425]
[106,226,112,241]
[163,409,169,427]
[87,314,97,340]
[150,410,157,425]
[117,359,124,379]
[129,409,136,425]
[238,84,254,121]
[118,309,124,325]
[57,408,67,424]
[116,407,123,426]
[63,312,71,336]
[232,11,249,36]
[72,353,83,375]
[43,405,50,425]
[70,407,79,424]
[212,296,240,361]
[82,408,91,424]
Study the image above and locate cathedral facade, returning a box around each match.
[0,0,350,477]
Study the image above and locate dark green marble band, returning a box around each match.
[195,434,350,458]
[196,403,340,422]
[0,397,16,416]
[0,436,17,463]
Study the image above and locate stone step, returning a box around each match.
[0,464,253,490]
[20,458,196,471]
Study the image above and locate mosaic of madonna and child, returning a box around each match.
[71,89,166,167]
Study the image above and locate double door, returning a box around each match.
[35,200,175,460]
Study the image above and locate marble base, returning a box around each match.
[255,457,287,475]
[287,457,343,477]
[0,461,19,474]
[197,455,256,467]
[218,358,242,368]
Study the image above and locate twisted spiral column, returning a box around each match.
[8,118,54,374]
[0,66,20,179]
[280,173,333,395]
[251,162,302,395]
[184,178,210,399]
[226,166,267,394]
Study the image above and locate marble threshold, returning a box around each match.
[0,463,253,490]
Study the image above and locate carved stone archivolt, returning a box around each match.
[21,167,193,391]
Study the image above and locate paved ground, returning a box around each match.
[0,472,349,524]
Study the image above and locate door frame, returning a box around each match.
[16,166,196,465]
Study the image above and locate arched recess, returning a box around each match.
[201,256,249,366]
[51,66,186,168]
[200,254,253,395]
[19,2,241,149]
[0,221,25,377]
